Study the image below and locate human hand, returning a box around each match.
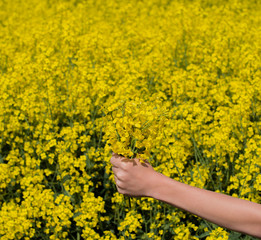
[110,152,158,197]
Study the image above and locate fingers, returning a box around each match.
[111,153,126,194]
[114,174,122,189]
[110,152,124,167]
[112,152,117,157]
[111,162,124,181]
[115,183,125,195]
[111,166,119,175]
[111,152,150,170]
[114,174,119,185]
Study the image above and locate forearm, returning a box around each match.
[150,172,261,238]
[110,154,261,237]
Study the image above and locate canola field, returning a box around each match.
[0,0,261,239]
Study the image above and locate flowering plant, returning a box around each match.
[103,98,168,161]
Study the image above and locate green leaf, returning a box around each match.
[228,232,242,240]
[73,212,83,219]
[195,232,210,239]
[62,174,72,183]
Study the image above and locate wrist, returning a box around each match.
[146,171,171,199]
[148,172,185,210]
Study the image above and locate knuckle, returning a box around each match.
[110,156,116,163]
[117,171,125,181]
[120,174,128,182]
[118,183,128,193]
[121,164,127,171]
[118,188,126,195]
[117,181,124,189]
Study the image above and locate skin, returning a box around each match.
[110,153,261,238]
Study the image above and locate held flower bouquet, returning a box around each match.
[103,98,169,161]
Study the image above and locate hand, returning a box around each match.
[110,152,158,197]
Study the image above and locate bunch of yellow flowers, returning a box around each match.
[103,98,169,160]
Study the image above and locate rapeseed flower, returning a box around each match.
[0,0,260,239]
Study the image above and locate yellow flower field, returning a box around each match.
[0,0,260,239]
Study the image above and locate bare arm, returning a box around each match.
[110,153,261,238]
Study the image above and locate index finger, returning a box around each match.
[110,152,124,167]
